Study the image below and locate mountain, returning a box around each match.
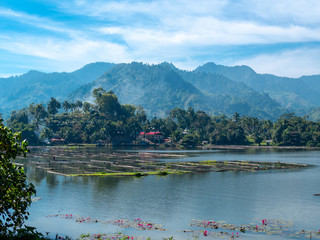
[195,62,320,112]
[177,70,285,119]
[70,62,286,119]
[1,61,319,121]
[0,62,115,118]
[70,62,212,117]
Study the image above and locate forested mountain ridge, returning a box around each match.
[1,61,320,121]
[70,62,212,117]
[0,62,115,118]
[173,68,285,119]
[69,62,286,119]
[196,62,320,112]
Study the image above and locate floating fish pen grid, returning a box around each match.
[13,147,309,176]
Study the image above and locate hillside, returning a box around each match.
[1,61,320,121]
[0,62,115,118]
[196,62,320,112]
[70,62,286,119]
[70,62,211,117]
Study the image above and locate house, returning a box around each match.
[139,131,164,144]
[50,136,65,145]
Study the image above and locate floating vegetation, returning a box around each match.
[79,232,147,240]
[190,219,320,239]
[47,213,105,224]
[46,214,320,239]
[109,219,165,231]
[68,170,187,177]
[47,214,165,231]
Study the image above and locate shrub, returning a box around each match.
[0,118,36,234]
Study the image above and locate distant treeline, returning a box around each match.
[4,88,320,147]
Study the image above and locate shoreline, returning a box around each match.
[201,144,320,150]
[28,144,320,151]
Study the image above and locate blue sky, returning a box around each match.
[0,0,320,77]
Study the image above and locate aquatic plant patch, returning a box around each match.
[47,214,165,231]
[109,219,165,231]
[79,232,147,240]
[189,219,320,239]
[46,214,320,239]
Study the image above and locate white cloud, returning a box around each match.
[235,0,320,25]
[59,0,227,19]
[97,18,320,47]
[233,47,320,78]
[0,73,22,78]
[60,0,320,27]
[1,0,320,77]
[0,35,131,72]
[0,8,77,36]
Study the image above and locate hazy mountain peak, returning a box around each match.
[159,61,177,70]
[196,62,256,75]
[1,61,320,121]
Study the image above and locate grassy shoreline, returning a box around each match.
[67,170,190,177]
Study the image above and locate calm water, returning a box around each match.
[23,148,320,239]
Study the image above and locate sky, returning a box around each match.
[0,0,320,78]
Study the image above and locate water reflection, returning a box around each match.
[25,165,46,184]
[23,148,320,239]
[46,174,59,188]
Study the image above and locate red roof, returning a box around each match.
[146,132,162,135]
[139,131,162,135]
[51,138,65,142]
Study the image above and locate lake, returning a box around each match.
[20,147,320,239]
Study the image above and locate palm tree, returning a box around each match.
[63,100,70,113]
[70,103,77,112]
[75,100,83,110]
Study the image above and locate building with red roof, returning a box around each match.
[139,131,164,144]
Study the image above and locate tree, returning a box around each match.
[232,112,240,123]
[69,103,77,112]
[75,100,83,110]
[0,118,36,234]
[180,133,198,147]
[82,102,92,113]
[47,97,61,115]
[93,88,122,119]
[62,100,70,112]
[31,104,48,130]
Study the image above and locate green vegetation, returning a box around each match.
[0,62,115,119]
[196,62,320,118]
[68,170,188,177]
[3,61,320,122]
[0,118,36,234]
[5,87,320,148]
[0,118,77,239]
[199,160,217,165]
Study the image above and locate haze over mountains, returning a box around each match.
[1,61,320,121]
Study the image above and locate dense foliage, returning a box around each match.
[5,88,320,147]
[70,62,286,120]
[196,62,320,114]
[0,118,36,234]
[2,62,320,122]
[0,62,115,119]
